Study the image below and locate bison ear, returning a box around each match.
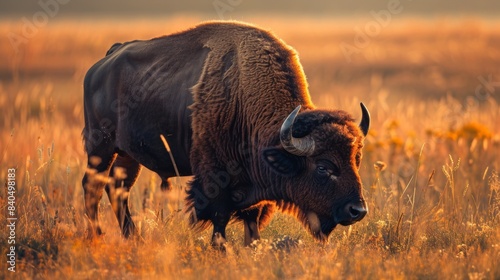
[262,148,302,176]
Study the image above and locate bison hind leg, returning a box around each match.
[107,153,142,238]
[82,148,117,238]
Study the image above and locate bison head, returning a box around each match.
[263,103,370,241]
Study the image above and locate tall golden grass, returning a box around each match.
[0,17,499,279]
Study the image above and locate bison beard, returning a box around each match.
[82,21,370,247]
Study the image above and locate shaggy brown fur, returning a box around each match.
[82,21,369,246]
[186,22,368,245]
[187,22,314,239]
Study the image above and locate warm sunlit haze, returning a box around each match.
[0,4,499,279]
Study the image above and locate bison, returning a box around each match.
[82,21,370,246]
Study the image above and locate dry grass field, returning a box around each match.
[0,16,500,279]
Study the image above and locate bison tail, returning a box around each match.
[105,42,123,56]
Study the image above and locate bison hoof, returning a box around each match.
[212,232,227,250]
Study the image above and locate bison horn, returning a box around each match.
[359,103,370,136]
[280,105,315,156]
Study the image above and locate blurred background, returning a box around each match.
[1,0,499,102]
[0,2,500,278]
[1,0,500,18]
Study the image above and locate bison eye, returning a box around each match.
[315,161,341,179]
[316,165,328,175]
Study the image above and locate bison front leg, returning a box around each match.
[238,203,276,246]
[211,210,231,249]
[186,175,231,249]
[239,208,261,246]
